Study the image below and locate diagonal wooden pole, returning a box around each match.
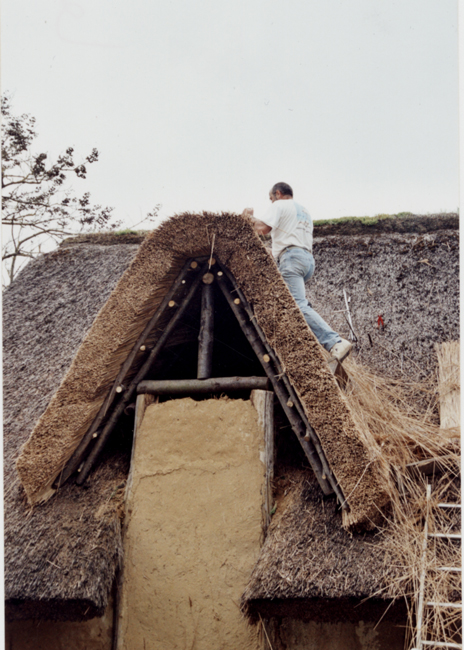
[75,262,209,485]
[215,270,335,497]
[56,258,200,487]
[217,262,347,507]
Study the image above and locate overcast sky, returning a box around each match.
[2,0,460,227]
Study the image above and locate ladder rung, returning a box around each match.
[438,503,462,509]
[428,533,461,540]
[421,643,462,649]
[426,601,462,609]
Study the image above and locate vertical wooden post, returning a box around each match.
[197,276,214,379]
[251,390,274,533]
[436,341,460,432]
[113,392,155,650]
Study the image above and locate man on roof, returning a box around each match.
[242,181,352,363]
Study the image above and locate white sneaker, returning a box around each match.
[328,338,352,363]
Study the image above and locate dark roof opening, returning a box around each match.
[101,276,269,464]
[149,279,266,381]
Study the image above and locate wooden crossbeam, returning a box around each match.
[138,377,271,394]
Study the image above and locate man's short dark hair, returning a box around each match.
[271,182,293,197]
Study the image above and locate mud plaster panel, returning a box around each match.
[269,618,405,650]
[118,397,264,650]
[5,602,113,650]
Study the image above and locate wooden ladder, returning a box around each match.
[412,484,462,650]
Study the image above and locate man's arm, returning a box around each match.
[242,208,272,235]
[253,219,272,235]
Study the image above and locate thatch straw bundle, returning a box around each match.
[330,357,460,646]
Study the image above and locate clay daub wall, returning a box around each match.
[117,397,264,650]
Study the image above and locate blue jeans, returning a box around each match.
[278,247,341,351]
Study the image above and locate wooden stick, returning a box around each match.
[251,390,274,532]
[137,376,271,395]
[112,393,155,650]
[216,272,333,496]
[56,258,199,487]
[76,262,209,486]
[414,483,431,650]
[343,289,356,342]
[197,280,214,379]
[218,262,347,506]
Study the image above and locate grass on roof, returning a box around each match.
[313,212,415,227]
[112,229,148,236]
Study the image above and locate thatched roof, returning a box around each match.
[14,213,391,532]
[310,216,459,382]
[4,212,458,620]
[241,468,405,622]
[4,243,138,619]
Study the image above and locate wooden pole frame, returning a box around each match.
[56,258,201,487]
[75,261,210,485]
[58,254,346,509]
[137,376,271,395]
[197,279,214,379]
[216,265,347,507]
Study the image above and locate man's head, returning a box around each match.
[269,182,293,202]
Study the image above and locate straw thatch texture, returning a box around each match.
[309,226,459,382]
[14,213,393,531]
[241,468,399,610]
[4,243,139,619]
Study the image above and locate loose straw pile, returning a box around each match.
[341,356,461,649]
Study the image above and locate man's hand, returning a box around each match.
[242,207,254,219]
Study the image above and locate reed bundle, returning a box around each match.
[342,355,461,649]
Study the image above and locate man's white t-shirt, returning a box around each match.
[260,199,313,260]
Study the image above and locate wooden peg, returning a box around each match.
[263,354,270,363]
[202,273,214,285]
[287,400,294,408]
[115,386,123,393]
[234,298,240,305]
[217,271,223,277]
[140,345,146,351]
[168,300,176,308]
[190,261,198,269]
